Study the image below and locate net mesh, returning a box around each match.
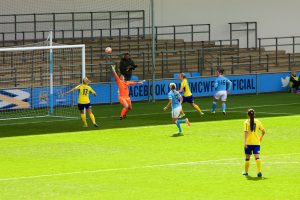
[0,42,84,122]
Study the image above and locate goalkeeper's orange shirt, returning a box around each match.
[114,72,137,97]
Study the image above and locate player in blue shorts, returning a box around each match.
[66,77,98,128]
[211,68,232,115]
[163,83,190,136]
[178,73,204,116]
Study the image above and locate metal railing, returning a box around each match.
[229,21,257,48]
[154,24,210,49]
[159,41,240,77]
[258,36,300,65]
[0,24,211,51]
[0,10,145,43]
[2,47,299,87]
[210,52,300,75]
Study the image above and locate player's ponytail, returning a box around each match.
[247,109,255,132]
[180,73,186,79]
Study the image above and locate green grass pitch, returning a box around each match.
[0,93,300,200]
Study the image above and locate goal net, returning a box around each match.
[0,34,85,123]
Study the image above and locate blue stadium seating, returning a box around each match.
[191,72,201,77]
[131,75,139,81]
[184,72,192,78]
[173,73,180,79]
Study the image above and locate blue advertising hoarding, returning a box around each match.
[258,72,291,93]
[0,71,298,110]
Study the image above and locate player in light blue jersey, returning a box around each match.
[211,68,232,115]
[163,83,190,136]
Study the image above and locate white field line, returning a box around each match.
[226,102,300,110]
[1,102,299,127]
[0,115,77,121]
[181,161,300,165]
[0,152,299,182]
[228,111,293,115]
[0,118,76,126]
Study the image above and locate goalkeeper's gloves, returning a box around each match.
[111,65,116,72]
[138,80,146,84]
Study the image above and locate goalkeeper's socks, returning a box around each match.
[121,108,127,117]
[212,102,217,112]
[80,114,88,127]
[89,113,96,124]
[125,108,130,115]
[221,103,226,112]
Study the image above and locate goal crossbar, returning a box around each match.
[0,44,86,52]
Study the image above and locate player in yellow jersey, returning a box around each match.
[66,77,98,128]
[178,73,204,116]
[243,109,265,177]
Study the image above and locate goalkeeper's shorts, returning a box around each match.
[119,96,132,107]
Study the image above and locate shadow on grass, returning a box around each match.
[170,133,184,137]
[246,175,268,181]
[0,93,299,138]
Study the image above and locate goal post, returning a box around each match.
[0,40,86,122]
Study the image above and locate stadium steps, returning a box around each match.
[2,35,299,85]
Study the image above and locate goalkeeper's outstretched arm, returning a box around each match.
[111,65,120,81]
[127,80,146,86]
[137,80,146,84]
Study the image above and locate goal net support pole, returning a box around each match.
[49,31,54,115]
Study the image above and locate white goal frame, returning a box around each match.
[0,35,86,121]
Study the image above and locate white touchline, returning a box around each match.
[0,118,77,126]
[228,111,293,115]
[227,102,300,110]
[0,152,299,182]
[1,102,299,127]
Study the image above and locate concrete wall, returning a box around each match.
[0,0,149,13]
[1,0,300,48]
[155,0,300,48]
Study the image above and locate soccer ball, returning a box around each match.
[105,47,112,54]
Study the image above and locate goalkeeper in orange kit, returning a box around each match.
[111,65,145,119]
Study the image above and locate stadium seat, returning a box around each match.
[191,72,201,77]
[173,73,180,79]
[184,72,192,78]
[131,75,139,81]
